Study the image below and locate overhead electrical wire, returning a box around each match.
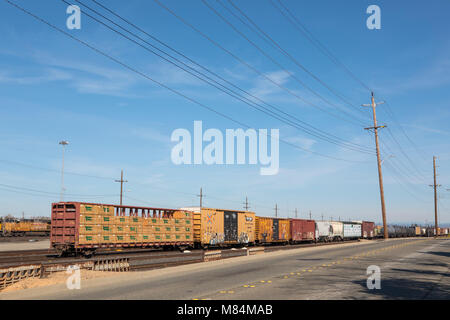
[201,0,369,127]
[68,0,376,155]
[41,0,376,158]
[271,0,430,182]
[385,127,429,181]
[152,0,375,129]
[270,0,372,93]
[379,137,427,184]
[383,162,428,203]
[222,0,368,121]
[4,1,434,214]
[0,183,117,197]
[0,157,287,212]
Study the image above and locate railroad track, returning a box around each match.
[0,240,362,270]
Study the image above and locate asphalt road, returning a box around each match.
[1,238,448,299]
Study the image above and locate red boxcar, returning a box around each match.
[361,221,375,239]
[290,219,315,242]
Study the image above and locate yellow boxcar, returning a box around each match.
[415,226,421,236]
[255,217,290,244]
[181,207,255,247]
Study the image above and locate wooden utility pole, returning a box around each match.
[363,92,388,239]
[198,188,204,208]
[309,211,312,220]
[430,156,441,236]
[274,204,278,218]
[243,196,250,211]
[115,170,128,206]
[295,208,298,218]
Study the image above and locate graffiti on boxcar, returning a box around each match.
[207,232,224,245]
[238,232,249,244]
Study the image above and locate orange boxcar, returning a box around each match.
[255,217,290,244]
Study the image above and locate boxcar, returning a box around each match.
[415,226,422,236]
[181,207,255,247]
[343,222,361,239]
[255,217,290,244]
[361,221,375,239]
[51,202,194,256]
[315,221,343,241]
[290,219,315,243]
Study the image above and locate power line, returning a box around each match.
[6,0,371,162]
[0,156,279,210]
[71,0,376,155]
[223,0,367,119]
[270,0,429,178]
[383,162,429,203]
[385,127,428,181]
[0,159,114,180]
[152,0,376,129]
[379,138,427,185]
[270,0,372,93]
[0,183,116,197]
[382,101,428,163]
[202,0,369,127]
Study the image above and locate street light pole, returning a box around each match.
[59,140,69,202]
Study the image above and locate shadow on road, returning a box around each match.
[390,268,449,278]
[426,251,450,258]
[350,274,450,299]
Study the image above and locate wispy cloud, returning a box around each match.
[130,127,170,144]
[249,70,290,98]
[284,136,317,150]
[402,124,450,136]
[375,56,450,95]
[0,68,72,85]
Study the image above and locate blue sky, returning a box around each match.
[0,0,449,224]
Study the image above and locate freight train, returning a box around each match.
[50,202,432,257]
[0,221,50,236]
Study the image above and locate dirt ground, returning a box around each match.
[2,269,121,293]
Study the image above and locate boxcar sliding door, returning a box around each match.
[224,211,238,242]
